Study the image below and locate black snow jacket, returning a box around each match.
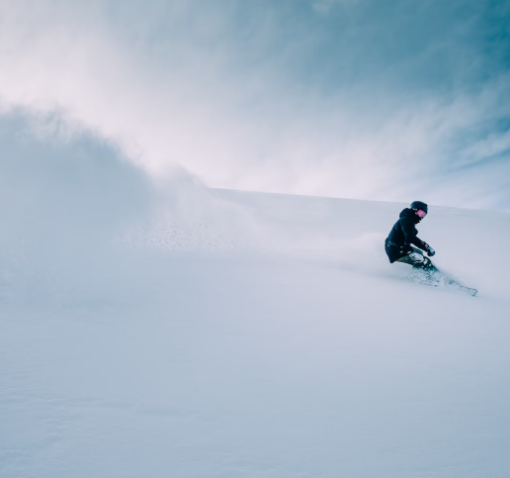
[385,208,428,263]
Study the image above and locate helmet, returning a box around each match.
[410,201,428,213]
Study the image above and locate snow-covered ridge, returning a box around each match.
[1,171,510,477]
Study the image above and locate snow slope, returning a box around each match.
[1,178,510,478]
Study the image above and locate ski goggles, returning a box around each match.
[416,209,427,218]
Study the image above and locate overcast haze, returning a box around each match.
[1,0,510,210]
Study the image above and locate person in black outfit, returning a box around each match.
[385,201,437,272]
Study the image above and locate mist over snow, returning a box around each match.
[0,110,268,306]
[1,112,510,477]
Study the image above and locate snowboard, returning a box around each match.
[444,280,478,297]
[409,268,478,296]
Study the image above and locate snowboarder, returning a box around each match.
[385,201,437,274]
[385,201,477,296]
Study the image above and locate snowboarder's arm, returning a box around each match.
[422,243,435,257]
[400,218,427,250]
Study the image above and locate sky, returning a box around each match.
[0,0,510,211]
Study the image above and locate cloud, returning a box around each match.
[0,0,509,211]
[311,0,361,15]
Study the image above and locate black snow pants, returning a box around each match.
[395,246,437,272]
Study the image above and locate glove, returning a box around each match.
[423,243,435,257]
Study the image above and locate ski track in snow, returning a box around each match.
[1,187,510,478]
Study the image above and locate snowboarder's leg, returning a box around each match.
[396,247,439,281]
[396,247,426,267]
[395,247,477,295]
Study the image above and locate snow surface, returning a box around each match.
[1,169,510,477]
